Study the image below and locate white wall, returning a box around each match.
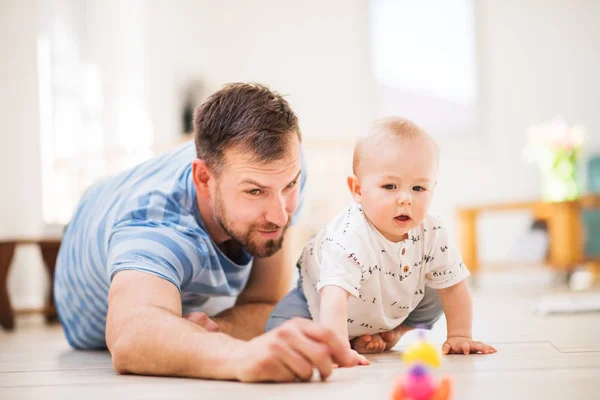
[145,0,374,145]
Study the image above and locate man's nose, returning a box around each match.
[265,194,288,227]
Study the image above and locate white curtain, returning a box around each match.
[37,0,154,225]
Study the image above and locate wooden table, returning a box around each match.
[0,238,61,330]
[457,194,600,274]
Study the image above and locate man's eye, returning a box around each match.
[413,186,425,192]
[247,189,262,196]
[382,184,396,190]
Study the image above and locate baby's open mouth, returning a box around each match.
[394,214,411,221]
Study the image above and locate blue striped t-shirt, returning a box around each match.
[54,142,306,349]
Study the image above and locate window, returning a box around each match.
[370,0,477,137]
[37,0,154,224]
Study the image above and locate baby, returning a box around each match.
[267,117,496,356]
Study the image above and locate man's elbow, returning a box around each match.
[107,332,134,374]
[106,317,138,374]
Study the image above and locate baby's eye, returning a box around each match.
[287,180,298,188]
[412,186,425,192]
[382,184,397,190]
[247,189,262,196]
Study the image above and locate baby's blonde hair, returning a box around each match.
[352,117,439,175]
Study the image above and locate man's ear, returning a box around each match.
[192,159,213,199]
[347,174,362,204]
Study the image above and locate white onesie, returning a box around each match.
[298,203,470,339]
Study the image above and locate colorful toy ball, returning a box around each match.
[389,365,452,400]
[402,365,436,400]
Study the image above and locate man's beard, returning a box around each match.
[214,192,290,258]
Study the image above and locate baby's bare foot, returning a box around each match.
[380,325,412,350]
[351,334,387,354]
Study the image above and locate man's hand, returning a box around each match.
[230,318,369,382]
[184,312,220,332]
[442,336,497,355]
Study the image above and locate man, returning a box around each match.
[54,83,365,382]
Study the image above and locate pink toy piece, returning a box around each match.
[403,364,436,400]
[389,364,453,400]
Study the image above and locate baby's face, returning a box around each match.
[355,135,437,242]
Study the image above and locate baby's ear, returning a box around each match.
[347,175,362,203]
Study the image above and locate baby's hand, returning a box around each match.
[351,334,387,354]
[442,336,497,355]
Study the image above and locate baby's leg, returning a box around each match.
[351,334,387,354]
[265,285,312,332]
[403,285,443,329]
[351,286,443,353]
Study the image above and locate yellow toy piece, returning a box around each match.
[402,340,442,368]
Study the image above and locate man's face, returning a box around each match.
[211,139,302,258]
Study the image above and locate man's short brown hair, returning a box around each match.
[193,82,301,173]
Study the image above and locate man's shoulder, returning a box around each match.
[96,142,198,220]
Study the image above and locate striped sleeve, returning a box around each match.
[107,222,203,291]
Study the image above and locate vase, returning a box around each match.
[540,148,580,202]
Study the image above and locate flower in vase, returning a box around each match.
[523,116,586,202]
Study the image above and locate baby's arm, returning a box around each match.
[423,216,496,355]
[437,280,496,355]
[320,285,351,347]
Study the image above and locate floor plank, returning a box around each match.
[1,267,599,399]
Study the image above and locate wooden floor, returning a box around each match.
[1,267,599,400]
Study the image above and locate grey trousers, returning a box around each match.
[266,280,443,333]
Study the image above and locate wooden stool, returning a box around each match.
[0,238,61,330]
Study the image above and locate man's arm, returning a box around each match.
[211,228,296,340]
[106,270,242,379]
[106,269,363,381]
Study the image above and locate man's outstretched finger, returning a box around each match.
[301,323,358,368]
[272,341,316,381]
[278,327,334,380]
[351,350,370,366]
[269,359,300,383]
